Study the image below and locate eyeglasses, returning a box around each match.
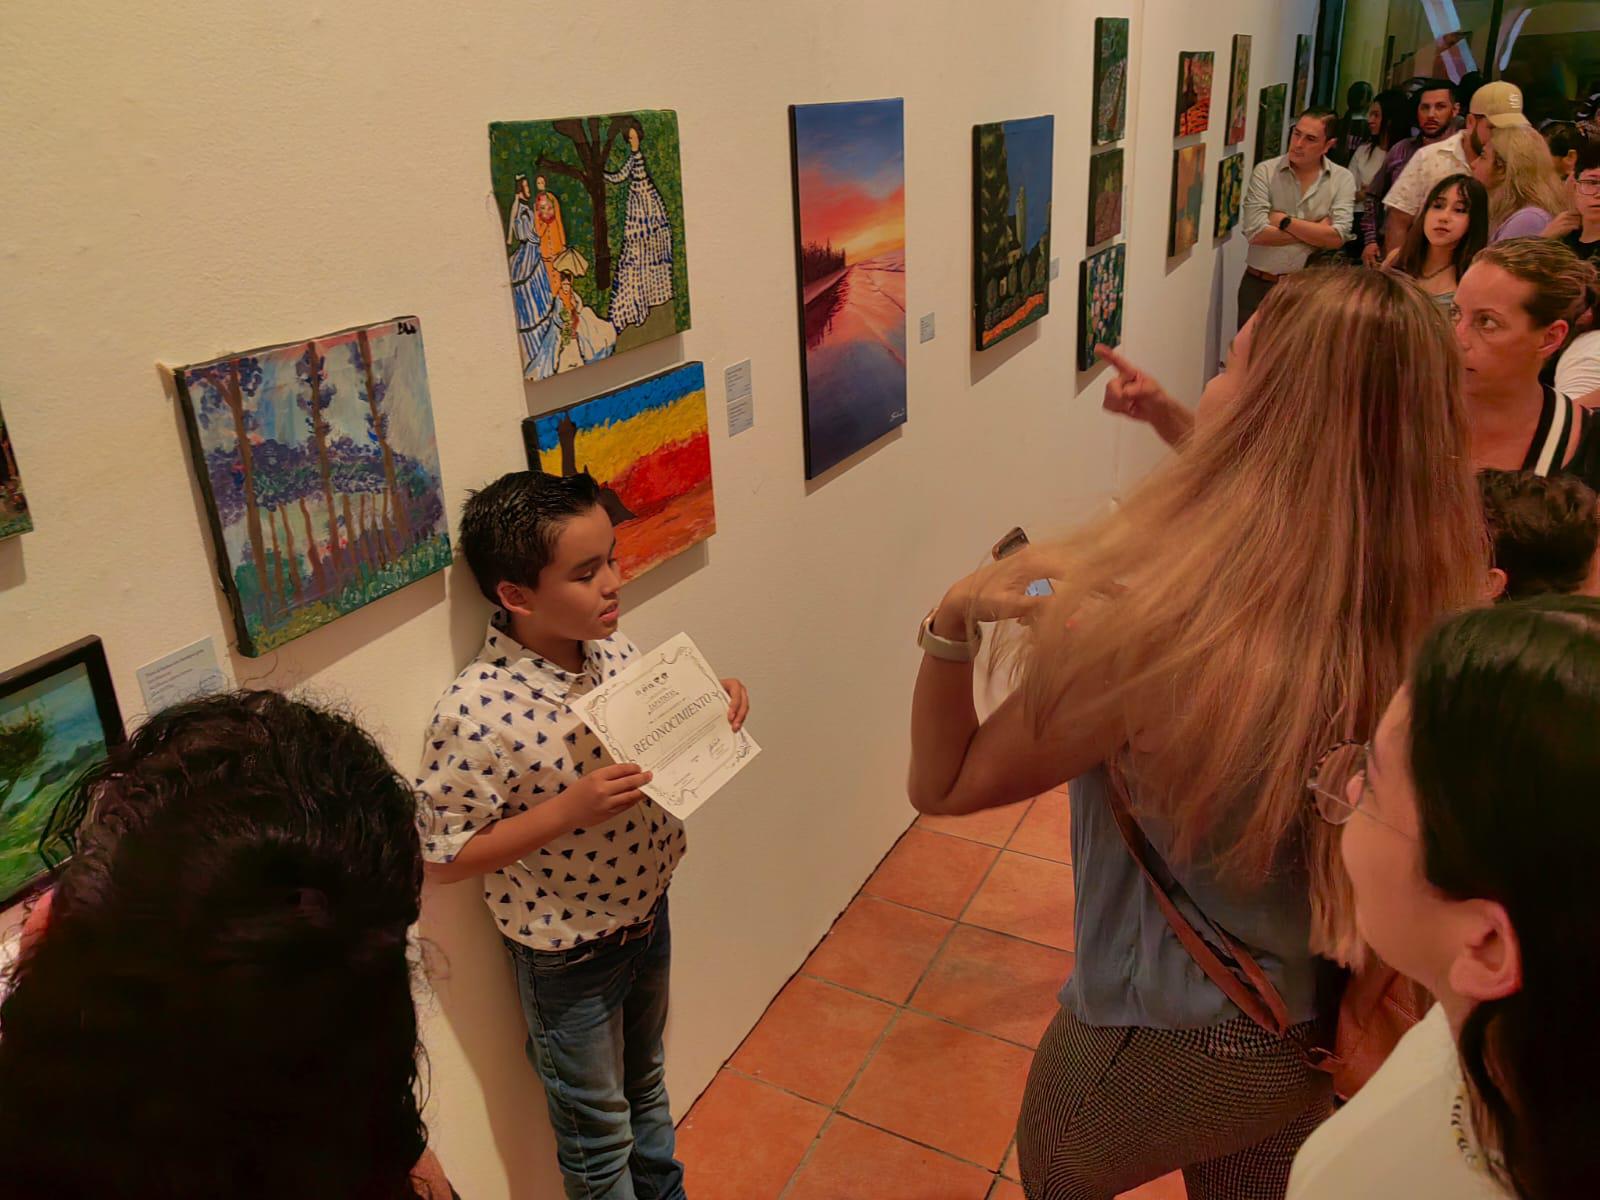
[1306,740,1414,838]
[1576,178,1600,197]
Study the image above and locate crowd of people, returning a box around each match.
[2,78,1599,1200]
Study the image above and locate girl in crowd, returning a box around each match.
[910,269,1487,1200]
[0,691,450,1200]
[1288,596,1600,1199]
[1384,173,1489,306]
[1472,124,1570,243]
[1450,238,1600,486]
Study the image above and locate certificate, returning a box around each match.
[571,633,760,819]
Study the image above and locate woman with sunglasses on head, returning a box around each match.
[910,269,1487,1200]
[1290,596,1600,1199]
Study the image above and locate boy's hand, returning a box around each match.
[721,678,750,732]
[559,763,653,827]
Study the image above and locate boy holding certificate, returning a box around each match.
[415,471,749,1200]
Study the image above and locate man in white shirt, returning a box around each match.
[1238,107,1356,328]
[1384,80,1530,250]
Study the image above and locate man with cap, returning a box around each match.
[1383,80,1529,250]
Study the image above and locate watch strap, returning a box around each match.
[918,609,981,663]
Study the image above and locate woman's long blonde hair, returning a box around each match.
[1483,124,1570,231]
[1020,269,1486,961]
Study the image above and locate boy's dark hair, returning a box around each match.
[459,470,603,604]
[1577,133,1600,176]
[1542,119,1583,160]
[1479,469,1600,599]
[0,690,428,1199]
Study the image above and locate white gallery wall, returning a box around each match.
[0,0,1315,1195]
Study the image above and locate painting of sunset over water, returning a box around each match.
[788,97,907,479]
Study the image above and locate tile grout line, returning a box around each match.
[777,816,1024,1195]
[686,797,1075,1196]
[792,967,1068,1054]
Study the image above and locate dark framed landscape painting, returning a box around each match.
[0,636,124,908]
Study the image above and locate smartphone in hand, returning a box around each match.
[992,527,1055,597]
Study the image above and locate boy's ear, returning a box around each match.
[1485,566,1508,601]
[496,580,535,615]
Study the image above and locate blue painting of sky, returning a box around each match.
[1003,115,1054,253]
[533,362,705,451]
[792,98,905,200]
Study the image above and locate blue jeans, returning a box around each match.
[507,897,685,1200]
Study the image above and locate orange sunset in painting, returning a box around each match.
[790,98,907,480]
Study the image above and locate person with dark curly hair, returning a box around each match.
[0,690,453,1200]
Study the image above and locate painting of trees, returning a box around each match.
[973,116,1055,350]
[177,317,452,656]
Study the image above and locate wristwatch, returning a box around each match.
[918,608,982,663]
[1277,214,1293,232]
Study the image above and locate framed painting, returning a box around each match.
[1175,51,1215,137]
[1291,35,1313,117]
[1092,17,1130,145]
[0,399,31,540]
[1169,144,1208,257]
[488,110,691,382]
[1,636,124,908]
[175,317,452,657]
[789,98,907,479]
[1226,35,1252,145]
[522,362,715,581]
[1087,148,1124,247]
[1078,243,1126,372]
[974,114,1055,351]
[1257,84,1288,162]
[1216,152,1245,237]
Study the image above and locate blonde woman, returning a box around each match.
[909,269,1487,1200]
[1472,123,1571,242]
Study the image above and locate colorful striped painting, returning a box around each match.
[522,362,715,581]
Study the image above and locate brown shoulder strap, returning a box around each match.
[1102,761,1295,1037]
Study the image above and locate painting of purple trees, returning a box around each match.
[175,317,450,656]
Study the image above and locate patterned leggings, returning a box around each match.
[1017,1007,1334,1200]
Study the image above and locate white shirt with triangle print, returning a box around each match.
[415,618,685,950]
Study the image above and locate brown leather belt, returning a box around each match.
[1245,266,1283,283]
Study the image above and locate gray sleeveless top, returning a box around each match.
[1059,766,1318,1029]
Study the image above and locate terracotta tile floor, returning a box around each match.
[677,792,1188,1200]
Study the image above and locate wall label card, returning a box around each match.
[570,633,759,820]
[135,637,228,715]
[724,359,754,438]
[919,313,936,343]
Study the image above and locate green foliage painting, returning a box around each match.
[1093,18,1130,145]
[488,110,691,381]
[1216,152,1245,238]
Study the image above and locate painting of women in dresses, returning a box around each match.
[489,111,691,382]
